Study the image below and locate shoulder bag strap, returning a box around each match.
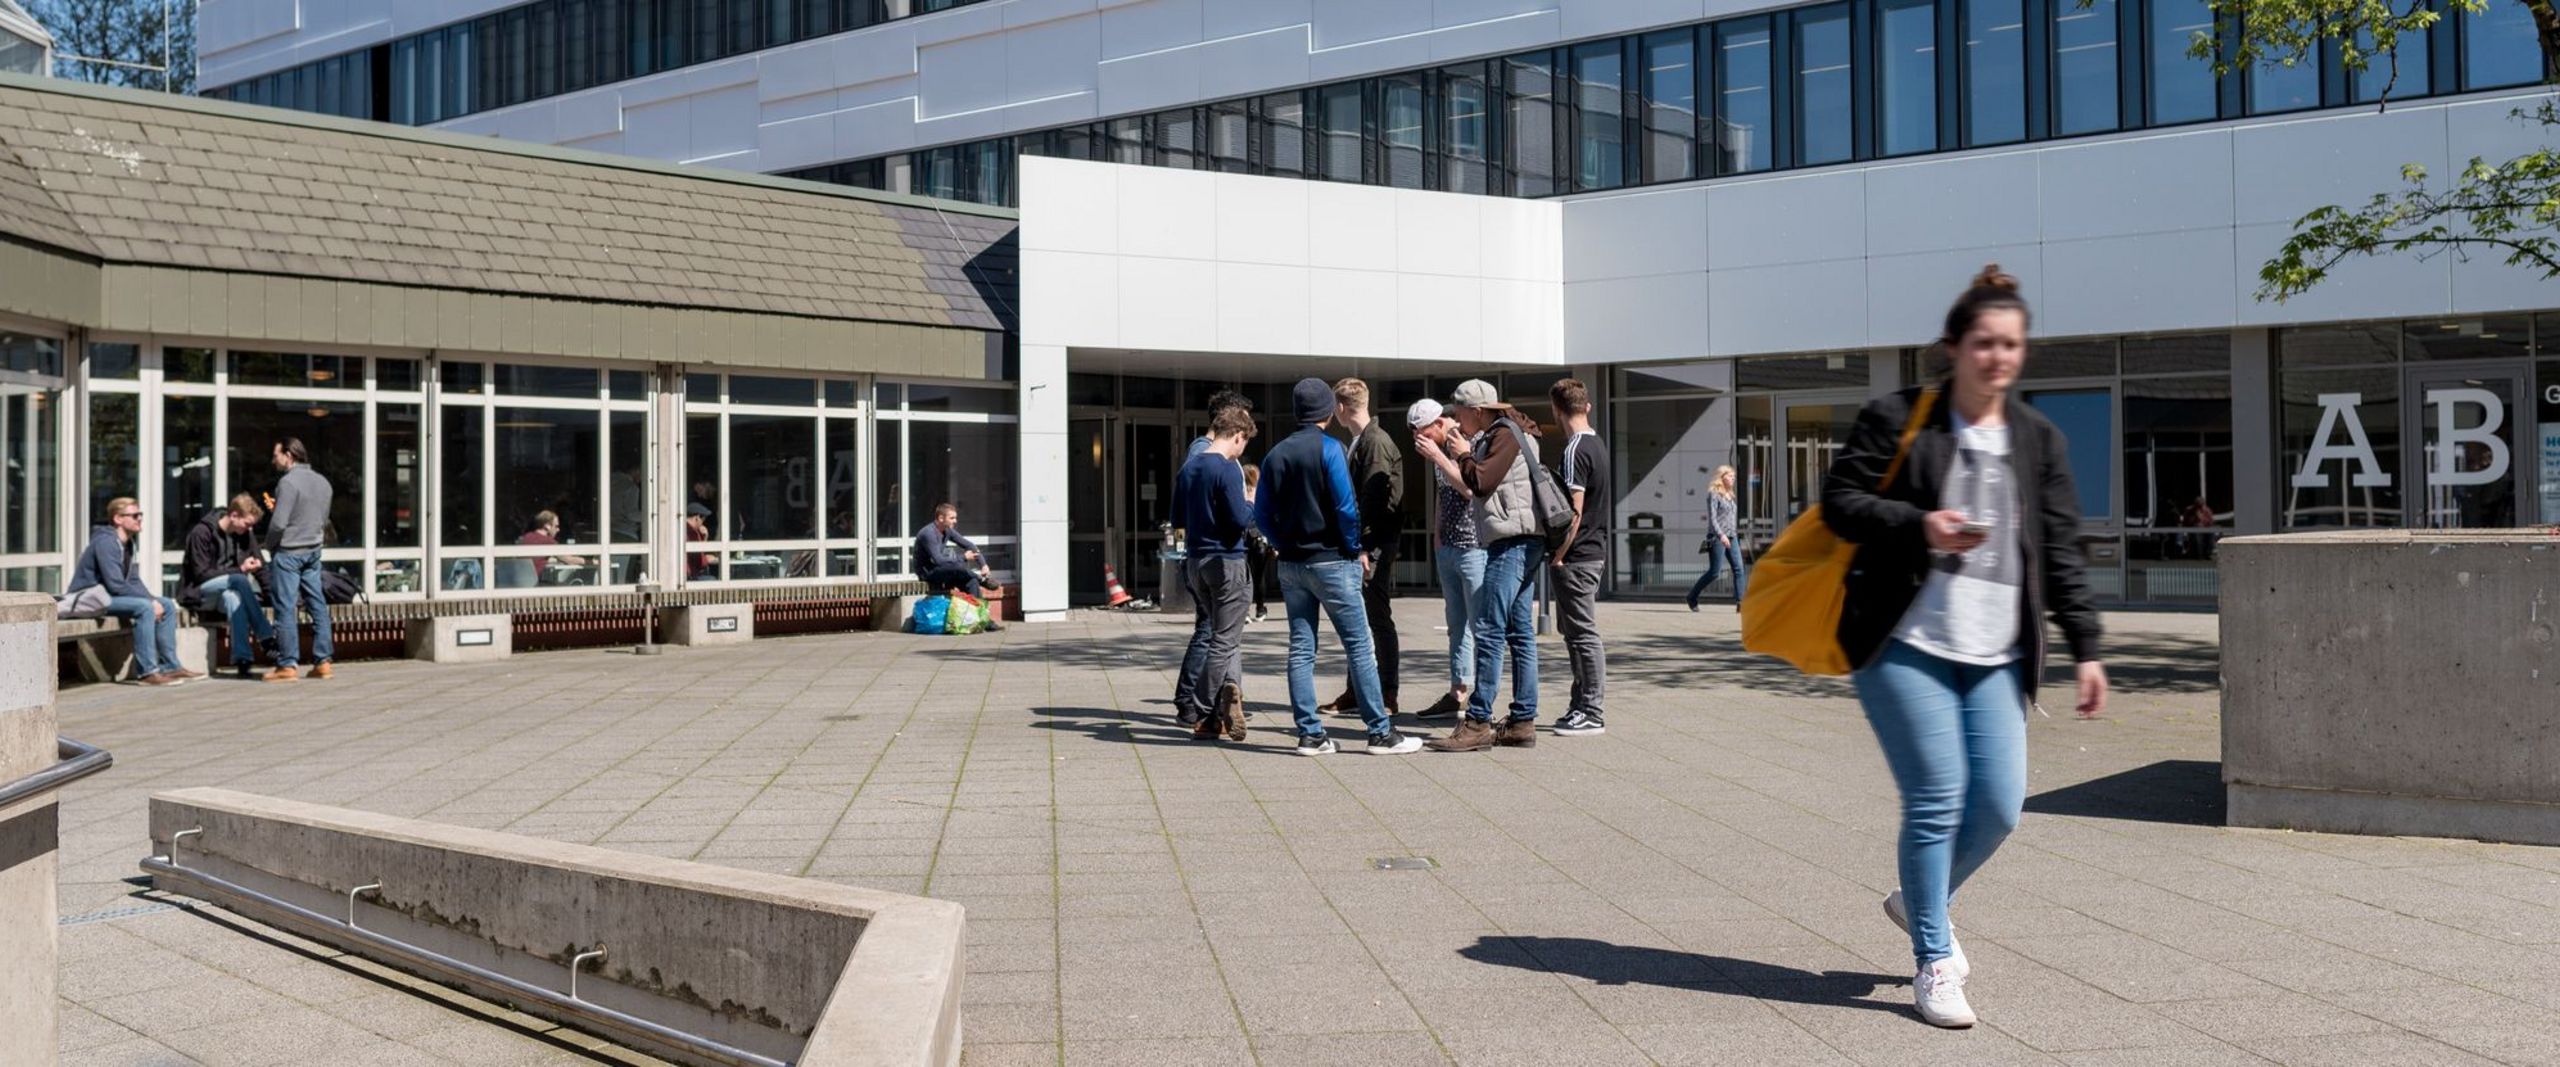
[1876,388,1939,492]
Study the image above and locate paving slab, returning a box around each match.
[47,602,2560,1066]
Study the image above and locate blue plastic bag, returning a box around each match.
[910,595,951,634]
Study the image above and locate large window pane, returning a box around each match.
[906,385,1017,415]
[608,410,648,545]
[1715,22,1775,173]
[1641,31,1699,183]
[2250,50,2319,113]
[906,422,1017,542]
[496,363,599,398]
[2462,1,2544,88]
[874,420,905,538]
[2347,23,2428,103]
[89,393,139,531]
[1572,41,1628,190]
[0,384,58,556]
[1507,51,1561,195]
[2124,375,2232,602]
[1441,64,1494,193]
[686,412,725,541]
[1315,83,1366,182]
[1965,0,2028,145]
[441,405,486,547]
[1153,109,1200,170]
[2054,0,2121,134]
[729,414,818,540]
[1261,93,1308,178]
[729,374,814,406]
[1210,101,1251,173]
[230,398,364,549]
[162,396,214,553]
[377,403,422,548]
[2026,388,2115,519]
[826,419,861,542]
[1381,74,1427,188]
[1880,0,1941,154]
[1613,394,1734,593]
[1795,5,1854,165]
[230,351,362,389]
[494,408,600,557]
[2280,368,2400,528]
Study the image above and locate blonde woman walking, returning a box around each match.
[1686,466,1744,611]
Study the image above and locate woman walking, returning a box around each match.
[1821,266,2107,1028]
[1685,466,1745,611]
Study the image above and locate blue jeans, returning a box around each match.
[1278,559,1393,740]
[1853,639,2027,968]
[196,575,276,665]
[105,595,181,677]
[1436,545,1486,691]
[1465,536,1540,723]
[271,550,333,668]
[1687,539,1747,606]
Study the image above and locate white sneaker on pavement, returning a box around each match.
[1913,958,1975,1028]
[1884,889,1968,980]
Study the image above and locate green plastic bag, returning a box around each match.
[945,593,989,635]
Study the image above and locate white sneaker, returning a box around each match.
[1367,732,1425,755]
[1884,890,1968,980]
[1913,959,1975,1028]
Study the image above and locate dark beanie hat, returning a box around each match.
[1292,377,1337,425]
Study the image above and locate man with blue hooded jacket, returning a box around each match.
[1253,378,1422,757]
[70,496,196,685]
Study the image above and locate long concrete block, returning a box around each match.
[2220,530,2560,845]
[664,605,754,646]
[403,614,511,663]
[146,788,963,1067]
[2,594,60,1066]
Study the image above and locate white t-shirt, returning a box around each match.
[1892,414,2022,665]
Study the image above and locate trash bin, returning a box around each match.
[1627,512,1664,589]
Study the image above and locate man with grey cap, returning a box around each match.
[1415,379,1545,751]
[1408,398,1485,718]
[1252,378,1424,755]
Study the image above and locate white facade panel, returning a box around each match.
[1863,152,2042,257]
[1307,268,1404,358]
[1482,278,1563,363]
[1215,262,1315,354]
[1019,158,1122,254]
[2232,107,2452,226]
[1398,275,1487,360]
[1203,0,1312,39]
[1193,28,1317,102]
[1305,183,1402,271]
[1565,273,1712,363]
[1116,167,1220,260]
[1562,188,1709,282]
[1396,194,1486,277]
[2040,230,2239,337]
[1706,260,1870,355]
[2231,222,2452,328]
[1864,245,2043,345]
[1117,256,1222,350]
[1100,0,1206,59]
[1021,248,1123,347]
[1213,176,1312,266]
[2037,130,2237,242]
[1705,173,1867,269]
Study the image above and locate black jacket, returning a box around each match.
[180,510,259,604]
[1820,383,2102,690]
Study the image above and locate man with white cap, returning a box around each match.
[1408,398,1484,719]
[1253,378,1425,756]
[1415,380,1545,751]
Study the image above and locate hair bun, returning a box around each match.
[1970,263,2020,294]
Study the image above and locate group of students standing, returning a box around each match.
[1168,374,1613,756]
[1163,266,2114,1030]
[69,437,341,685]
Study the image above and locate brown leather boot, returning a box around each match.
[311,661,334,680]
[263,666,301,683]
[1426,718,1497,753]
[1220,683,1248,742]
[1495,717,1539,748]
[1321,689,1358,713]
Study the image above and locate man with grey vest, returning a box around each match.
[263,437,336,682]
[1416,380,1544,751]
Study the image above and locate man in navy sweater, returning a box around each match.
[1173,405,1259,741]
[1253,379,1423,756]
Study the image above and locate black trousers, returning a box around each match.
[921,565,982,597]
[1359,557,1399,700]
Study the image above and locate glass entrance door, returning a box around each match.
[1068,416,1109,602]
[1123,418,1177,593]
[1774,393,1865,525]
[2404,366,2531,529]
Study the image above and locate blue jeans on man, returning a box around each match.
[1277,559,1394,741]
[1465,536,1541,723]
[196,574,276,666]
[271,549,333,669]
[1436,546,1486,692]
[105,595,182,678]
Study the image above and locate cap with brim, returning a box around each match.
[1448,379,1508,410]
[1406,398,1444,429]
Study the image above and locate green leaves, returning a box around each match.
[2257,101,2560,302]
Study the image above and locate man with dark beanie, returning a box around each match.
[1252,378,1423,756]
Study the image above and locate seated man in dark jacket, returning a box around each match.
[181,494,278,677]
[913,503,1004,630]
[70,496,196,685]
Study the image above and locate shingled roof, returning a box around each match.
[0,72,1016,334]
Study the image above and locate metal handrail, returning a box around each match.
[0,737,112,810]
[138,855,790,1067]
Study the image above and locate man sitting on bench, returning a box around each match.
[182,493,279,679]
[72,497,198,685]
[913,503,1004,631]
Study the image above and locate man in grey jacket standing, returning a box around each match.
[264,437,335,682]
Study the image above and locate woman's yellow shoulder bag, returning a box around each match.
[1738,388,1937,675]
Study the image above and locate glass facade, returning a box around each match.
[780,0,2540,205]
[37,339,1012,600]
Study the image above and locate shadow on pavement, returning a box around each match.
[1460,936,1907,1015]
[1028,706,1302,754]
[2024,759,2227,826]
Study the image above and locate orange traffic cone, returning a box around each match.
[1101,564,1135,608]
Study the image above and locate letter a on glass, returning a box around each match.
[2291,393,2391,489]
